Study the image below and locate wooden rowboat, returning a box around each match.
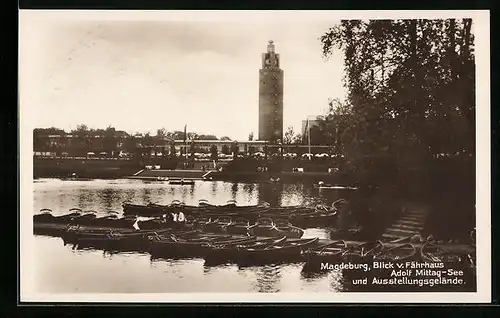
[225,218,256,235]
[148,232,234,257]
[201,216,233,234]
[249,217,304,238]
[289,211,338,228]
[301,240,348,265]
[273,219,304,238]
[372,243,418,262]
[342,240,385,262]
[203,236,287,265]
[419,242,474,269]
[33,208,83,224]
[122,202,168,217]
[68,228,195,252]
[237,237,320,264]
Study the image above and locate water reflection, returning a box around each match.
[258,182,282,206]
[231,182,238,201]
[250,265,282,293]
[31,178,366,293]
[189,184,195,197]
[35,179,349,215]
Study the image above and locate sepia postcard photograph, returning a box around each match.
[19,10,491,303]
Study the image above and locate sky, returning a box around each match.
[20,11,348,140]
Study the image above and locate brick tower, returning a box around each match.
[258,40,284,142]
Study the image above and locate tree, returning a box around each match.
[292,133,302,144]
[190,141,196,158]
[141,132,154,157]
[34,127,66,135]
[210,144,218,161]
[172,130,185,140]
[263,144,269,160]
[143,132,154,147]
[156,128,167,138]
[33,127,67,151]
[230,142,239,157]
[283,126,296,145]
[220,136,232,141]
[170,144,177,158]
[102,125,117,154]
[320,19,475,180]
[188,132,199,140]
[248,145,256,156]
[198,134,218,140]
[72,124,89,137]
[283,127,303,145]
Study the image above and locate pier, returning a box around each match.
[126,169,208,181]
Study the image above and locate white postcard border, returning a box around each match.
[19,9,491,303]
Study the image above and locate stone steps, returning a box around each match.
[399,215,426,222]
[380,206,429,241]
[390,223,424,231]
[396,219,425,226]
[384,228,421,237]
[381,233,409,241]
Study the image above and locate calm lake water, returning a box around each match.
[32,178,358,293]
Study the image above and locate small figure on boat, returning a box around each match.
[171,212,178,223]
[178,211,186,223]
[132,218,141,231]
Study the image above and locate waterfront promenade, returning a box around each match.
[125,168,347,184]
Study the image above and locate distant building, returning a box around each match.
[32,133,334,159]
[172,140,268,153]
[301,115,322,137]
[259,40,284,142]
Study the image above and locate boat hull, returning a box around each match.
[149,234,234,258]
[225,225,251,236]
[203,237,287,265]
[236,238,320,265]
[290,213,338,228]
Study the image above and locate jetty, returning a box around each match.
[381,204,430,242]
[126,169,211,181]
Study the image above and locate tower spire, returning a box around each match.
[267,40,275,53]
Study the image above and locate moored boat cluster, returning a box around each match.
[33,199,476,274]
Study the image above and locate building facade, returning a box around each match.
[258,40,284,142]
[301,116,321,136]
[33,134,334,159]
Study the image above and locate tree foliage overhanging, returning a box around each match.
[319,19,475,182]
